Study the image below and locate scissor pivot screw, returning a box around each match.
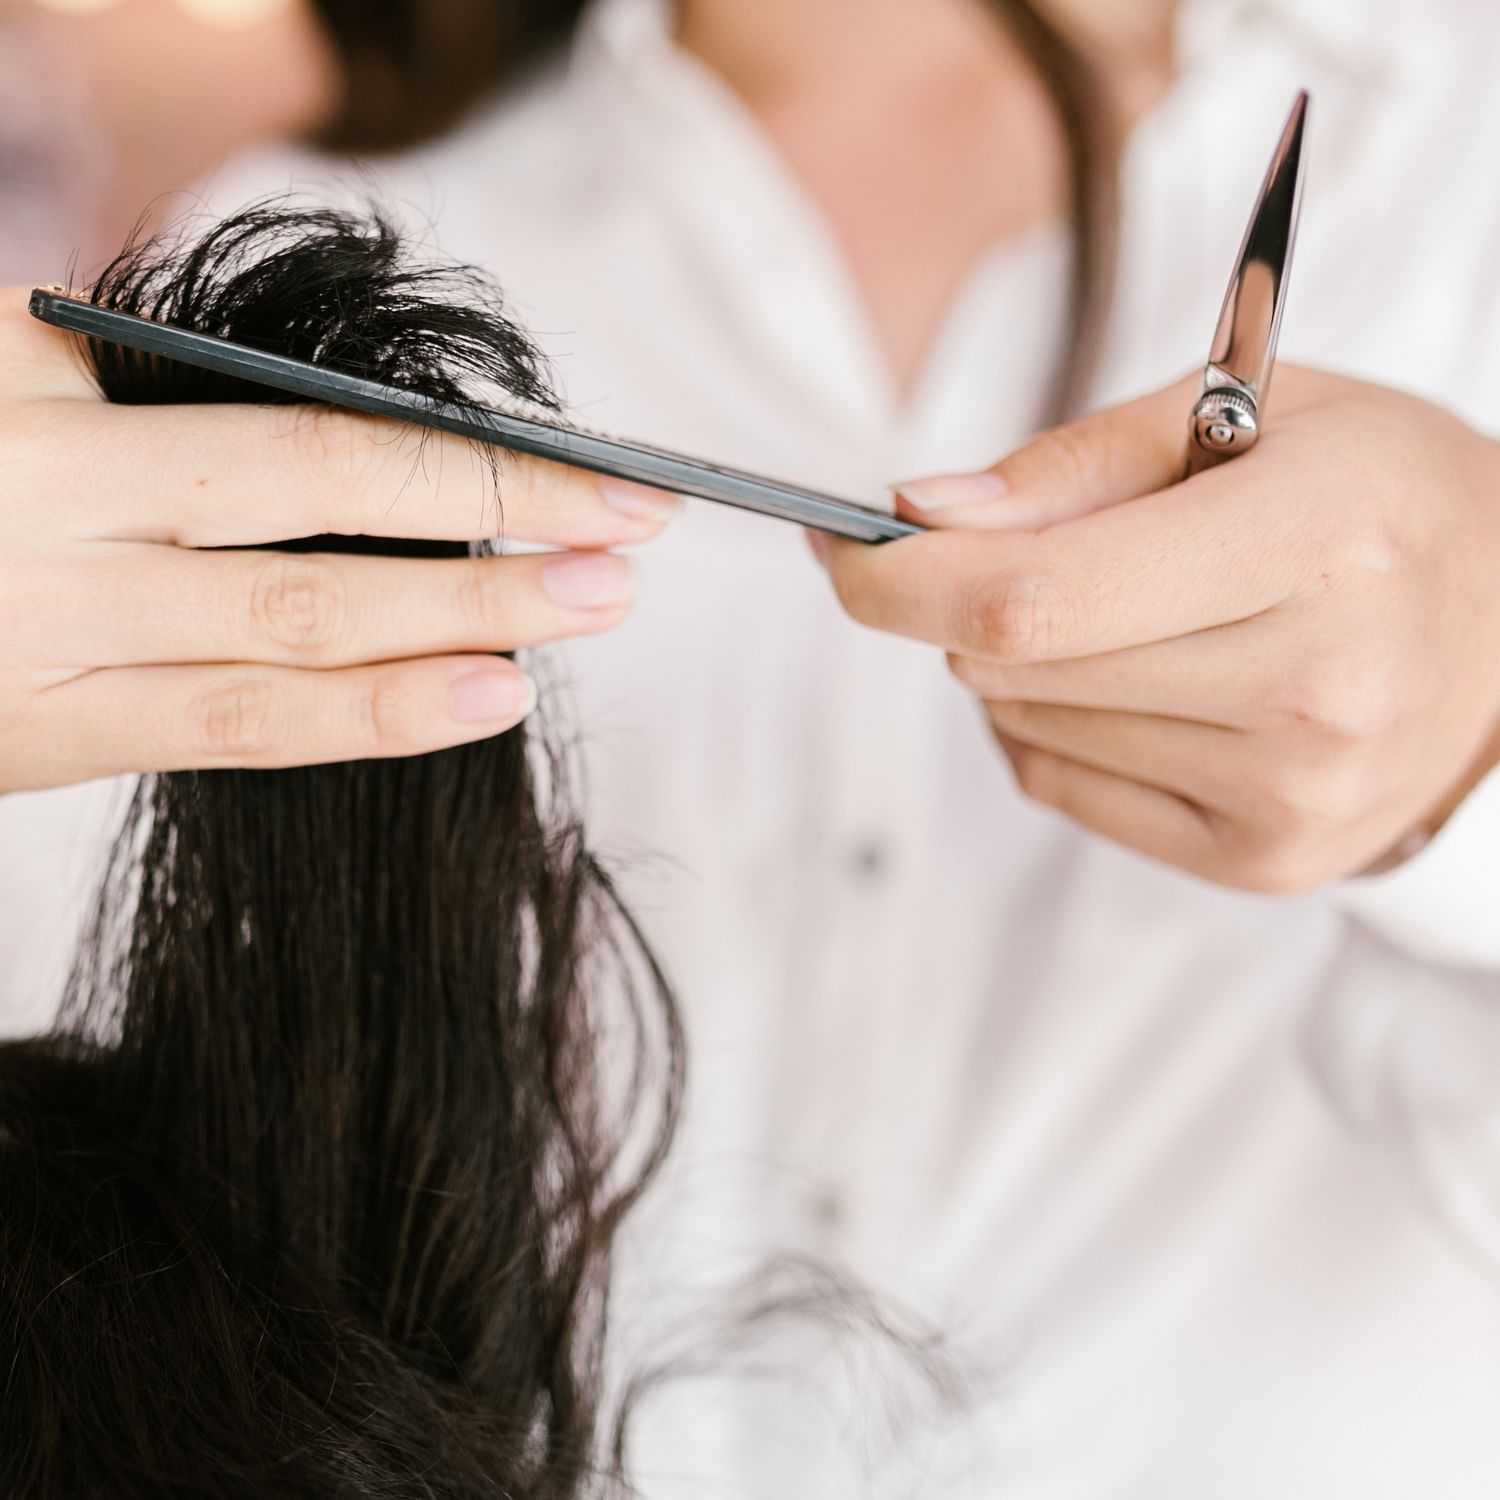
[1192,389,1258,456]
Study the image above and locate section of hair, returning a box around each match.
[0,203,682,1499]
[82,201,558,415]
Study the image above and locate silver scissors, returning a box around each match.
[1186,91,1310,477]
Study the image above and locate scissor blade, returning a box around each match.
[1204,91,1309,403]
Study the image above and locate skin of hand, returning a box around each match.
[812,366,1500,893]
[0,288,679,794]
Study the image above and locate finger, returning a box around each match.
[10,545,637,670]
[947,621,1265,728]
[993,730,1223,878]
[986,700,1246,811]
[30,400,681,549]
[0,288,99,401]
[822,447,1315,662]
[893,376,1196,531]
[18,654,540,788]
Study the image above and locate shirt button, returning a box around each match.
[849,837,892,882]
[807,1186,847,1233]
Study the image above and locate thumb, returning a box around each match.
[892,374,1197,531]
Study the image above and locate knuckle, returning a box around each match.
[1008,743,1059,805]
[247,555,348,657]
[1224,816,1356,894]
[1230,838,1316,896]
[291,404,357,477]
[947,651,997,695]
[958,573,1060,662]
[497,451,544,513]
[1255,753,1315,821]
[1279,660,1396,743]
[187,677,277,763]
[456,557,507,640]
[1301,760,1371,824]
[360,672,414,754]
[1026,421,1096,496]
[991,698,1036,734]
[292,408,388,524]
[1257,754,1366,827]
[829,561,878,627]
[1323,497,1402,584]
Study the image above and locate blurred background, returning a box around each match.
[1,0,346,282]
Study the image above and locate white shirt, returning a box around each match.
[5,0,1500,1494]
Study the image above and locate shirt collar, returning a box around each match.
[1177,0,1397,77]
[573,0,674,82]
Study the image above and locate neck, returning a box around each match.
[674,0,1004,99]
[675,0,1178,105]
[670,0,1179,396]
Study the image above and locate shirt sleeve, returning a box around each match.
[1330,764,1500,972]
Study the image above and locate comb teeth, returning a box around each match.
[469,394,735,478]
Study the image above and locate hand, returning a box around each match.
[0,288,678,794]
[813,367,1500,893]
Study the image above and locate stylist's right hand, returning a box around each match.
[0,289,678,794]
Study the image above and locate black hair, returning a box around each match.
[0,203,683,1498]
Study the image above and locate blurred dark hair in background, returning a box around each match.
[310,0,590,149]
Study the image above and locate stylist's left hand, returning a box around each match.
[813,367,1500,892]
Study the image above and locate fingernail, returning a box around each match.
[894,472,1008,513]
[449,667,537,725]
[600,480,682,522]
[542,551,636,610]
[806,530,830,566]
